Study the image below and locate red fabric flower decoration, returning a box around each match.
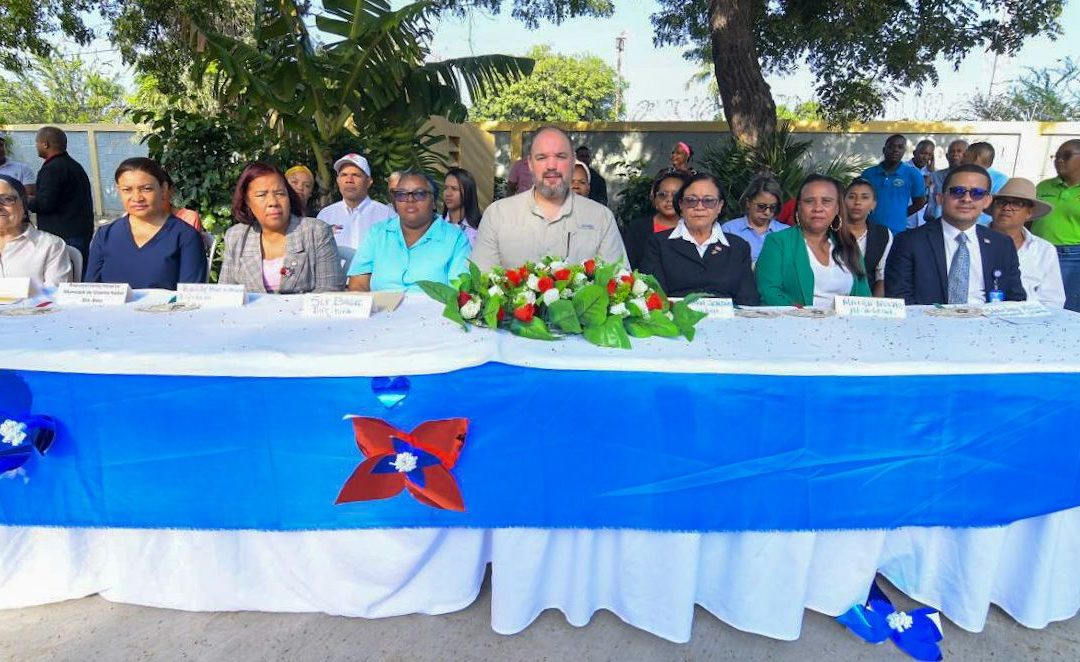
[336,417,468,511]
[583,259,596,276]
[553,268,572,282]
[606,279,617,295]
[537,276,555,293]
[514,303,535,322]
[280,266,293,278]
[505,269,523,286]
[646,292,663,311]
[620,274,634,285]
[457,291,471,306]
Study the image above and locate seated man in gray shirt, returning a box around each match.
[472,126,627,271]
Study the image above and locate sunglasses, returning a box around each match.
[993,197,1033,210]
[753,202,779,213]
[681,196,721,209]
[654,191,678,200]
[392,190,432,202]
[946,186,990,201]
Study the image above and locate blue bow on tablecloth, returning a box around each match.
[0,414,56,474]
[836,579,944,661]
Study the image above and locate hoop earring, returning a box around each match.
[830,215,842,232]
[793,212,801,226]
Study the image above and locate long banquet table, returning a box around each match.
[2,291,1080,643]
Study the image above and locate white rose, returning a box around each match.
[460,298,482,319]
[573,272,587,284]
[616,268,632,280]
[631,298,649,316]
[527,274,541,291]
[515,290,536,306]
[488,284,504,297]
[542,288,561,305]
[631,278,648,296]
[609,302,628,316]
[549,260,566,271]
[560,287,573,299]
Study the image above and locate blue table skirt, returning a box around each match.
[2,365,1079,532]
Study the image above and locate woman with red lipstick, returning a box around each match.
[219,162,343,293]
[755,174,870,307]
[85,157,207,289]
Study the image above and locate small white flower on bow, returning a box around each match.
[390,452,418,473]
[488,284,505,297]
[631,278,648,296]
[1,419,27,446]
[886,610,914,633]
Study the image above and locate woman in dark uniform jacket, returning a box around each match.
[639,173,760,305]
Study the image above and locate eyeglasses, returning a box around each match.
[946,186,990,201]
[994,197,1032,210]
[654,191,678,200]
[681,196,721,209]
[392,190,432,202]
[0,194,21,207]
[753,202,779,213]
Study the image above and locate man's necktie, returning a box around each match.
[947,232,970,305]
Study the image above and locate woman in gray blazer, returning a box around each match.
[219,162,343,293]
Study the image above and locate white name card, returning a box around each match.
[834,296,907,319]
[981,301,1051,318]
[301,293,374,319]
[0,277,31,301]
[688,297,735,319]
[55,282,130,306]
[176,283,245,308]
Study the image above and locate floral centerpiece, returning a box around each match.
[418,257,706,349]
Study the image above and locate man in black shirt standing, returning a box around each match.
[27,126,94,270]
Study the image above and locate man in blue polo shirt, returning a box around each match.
[861,134,927,235]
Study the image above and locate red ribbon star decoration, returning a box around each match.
[336,416,468,511]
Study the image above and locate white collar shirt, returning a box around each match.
[1017,227,1066,308]
[316,197,392,251]
[0,224,73,286]
[941,221,985,304]
[668,219,728,258]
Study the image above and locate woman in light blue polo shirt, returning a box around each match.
[346,171,471,292]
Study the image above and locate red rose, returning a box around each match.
[457,291,471,307]
[606,279,617,295]
[646,292,663,311]
[553,268,572,281]
[583,259,596,276]
[497,307,506,322]
[620,274,634,285]
[513,303,535,322]
[506,270,522,286]
[518,267,529,280]
[537,276,555,293]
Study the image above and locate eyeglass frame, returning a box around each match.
[945,186,990,201]
[391,189,434,203]
[680,195,722,210]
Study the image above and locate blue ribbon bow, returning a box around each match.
[836,579,943,661]
[0,413,56,474]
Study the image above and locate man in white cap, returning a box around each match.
[989,177,1064,308]
[472,126,626,271]
[317,153,392,259]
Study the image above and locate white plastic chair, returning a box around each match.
[66,245,83,283]
[202,233,218,282]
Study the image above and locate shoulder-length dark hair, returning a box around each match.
[444,167,482,229]
[115,157,170,186]
[673,172,724,217]
[796,174,866,278]
[650,170,688,198]
[231,162,304,226]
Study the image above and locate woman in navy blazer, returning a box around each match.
[639,173,759,305]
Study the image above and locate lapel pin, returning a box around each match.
[983,238,990,244]
[710,245,723,255]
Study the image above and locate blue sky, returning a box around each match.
[422,1,1080,121]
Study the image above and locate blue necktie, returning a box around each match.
[947,233,970,304]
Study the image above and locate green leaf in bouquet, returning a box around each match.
[572,284,609,327]
[441,300,468,330]
[625,318,654,338]
[671,295,708,341]
[483,295,504,328]
[636,273,670,308]
[418,280,459,305]
[645,309,681,337]
[546,298,582,333]
[468,260,484,288]
[593,262,618,288]
[583,315,632,349]
[510,316,558,341]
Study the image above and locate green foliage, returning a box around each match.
[0,0,100,73]
[433,0,613,29]
[955,58,1080,122]
[699,122,874,217]
[650,0,1066,126]
[776,101,824,123]
[610,159,654,228]
[0,55,126,124]
[469,45,624,121]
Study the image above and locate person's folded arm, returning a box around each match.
[754,234,795,306]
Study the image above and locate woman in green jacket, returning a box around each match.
[756,174,871,307]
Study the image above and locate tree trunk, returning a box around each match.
[709,0,776,146]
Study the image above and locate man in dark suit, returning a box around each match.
[27,126,94,269]
[885,164,1025,305]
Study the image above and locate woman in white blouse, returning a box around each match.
[989,178,1065,308]
[0,174,72,286]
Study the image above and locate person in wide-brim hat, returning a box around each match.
[990,177,1065,307]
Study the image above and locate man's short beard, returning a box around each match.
[536,178,568,200]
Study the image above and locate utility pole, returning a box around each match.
[615,31,627,119]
